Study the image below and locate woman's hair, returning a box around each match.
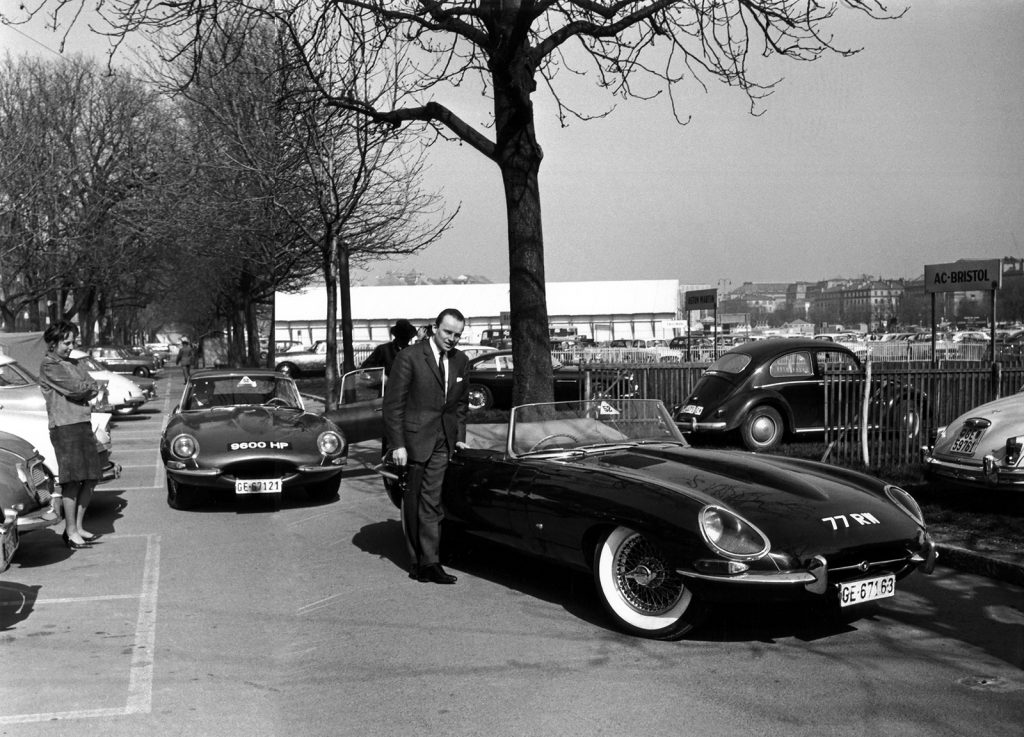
[43,320,80,347]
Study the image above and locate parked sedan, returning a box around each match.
[160,369,347,509]
[86,345,160,377]
[369,399,936,639]
[922,392,1024,489]
[70,349,154,416]
[674,338,923,451]
[465,349,636,411]
[273,341,328,377]
[0,430,60,572]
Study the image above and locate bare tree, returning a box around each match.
[9,0,901,403]
[0,53,180,339]
[159,22,452,402]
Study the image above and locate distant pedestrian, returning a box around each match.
[361,319,418,377]
[38,320,101,549]
[176,337,196,381]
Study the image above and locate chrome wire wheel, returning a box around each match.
[594,526,703,639]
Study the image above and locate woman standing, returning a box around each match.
[39,321,101,549]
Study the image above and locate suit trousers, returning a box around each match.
[401,434,450,568]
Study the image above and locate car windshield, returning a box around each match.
[77,355,107,372]
[184,375,304,410]
[0,360,37,387]
[705,353,752,375]
[509,399,685,456]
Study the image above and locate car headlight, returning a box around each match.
[884,484,925,526]
[317,431,343,456]
[170,434,199,459]
[699,506,770,560]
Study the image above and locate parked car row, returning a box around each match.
[0,337,161,572]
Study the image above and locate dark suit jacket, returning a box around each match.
[383,340,469,463]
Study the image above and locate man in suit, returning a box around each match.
[383,308,469,584]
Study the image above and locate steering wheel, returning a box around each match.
[264,397,290,407]
[527,433,579,452]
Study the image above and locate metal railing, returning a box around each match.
[576,358,1024,476]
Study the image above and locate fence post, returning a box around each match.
[993,361,1003,400]
[860,359,871,467]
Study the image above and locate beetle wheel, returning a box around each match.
[528,433,579,452]
[467,384,493,411]
[275,362,297,377]
[594,526,704,639]
[133,366,151,377]
[740,405,784,451]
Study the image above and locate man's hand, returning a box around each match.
[455,441,468,451]
[391,447,408,466]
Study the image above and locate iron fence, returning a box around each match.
[577,359,1024,476]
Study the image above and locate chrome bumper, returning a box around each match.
[678,542,938,595]
[922,453,1024,488]
[675,417,728,432]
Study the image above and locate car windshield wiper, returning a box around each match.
[517,448,587,459]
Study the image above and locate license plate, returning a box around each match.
[838,574,895,607]
[949,427,983,455]
[235,479,282,494]
[680,404,703,416]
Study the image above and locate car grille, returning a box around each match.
[820,540,919,582]
[29,458,56,505]
[224,460,301,480]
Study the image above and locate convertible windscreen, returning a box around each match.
[185,376,304,410]
[509,399,686,456]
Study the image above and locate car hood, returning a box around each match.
[165,406,339,456]
[562,444,923,556]
[931,392,1024,462]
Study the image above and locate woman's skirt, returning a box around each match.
[50,422,102,484]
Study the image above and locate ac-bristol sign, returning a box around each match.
[924,259,1001,293]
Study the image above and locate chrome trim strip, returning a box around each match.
[677,568,817,585]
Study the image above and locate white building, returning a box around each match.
[275,280,686,345]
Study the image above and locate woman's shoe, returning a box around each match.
[79,532,101,542]
[62,531,90,550]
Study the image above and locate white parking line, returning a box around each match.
[0,533,161,725]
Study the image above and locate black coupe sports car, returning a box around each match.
[160,369,347,509]
[465,350,636,411]
[375,399,936,639]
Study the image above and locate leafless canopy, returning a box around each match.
[12,1,903,151]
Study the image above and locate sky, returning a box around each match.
[3,2,1023,290]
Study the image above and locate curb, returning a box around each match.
[935,544,1024,588]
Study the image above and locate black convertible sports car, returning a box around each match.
[372,398,937,639]
[160,369,347,509]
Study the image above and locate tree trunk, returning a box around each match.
[323,228,340,409]
[337,243,356,375]
[493,63,554,406]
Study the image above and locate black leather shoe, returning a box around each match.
[421,564,457,584]
[408,566,425,581]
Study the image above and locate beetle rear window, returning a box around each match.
[706,353,752,374]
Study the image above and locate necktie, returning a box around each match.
[438,350,446,396]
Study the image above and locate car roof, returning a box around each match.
[189,368,286,381]
[724,338,857,360]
